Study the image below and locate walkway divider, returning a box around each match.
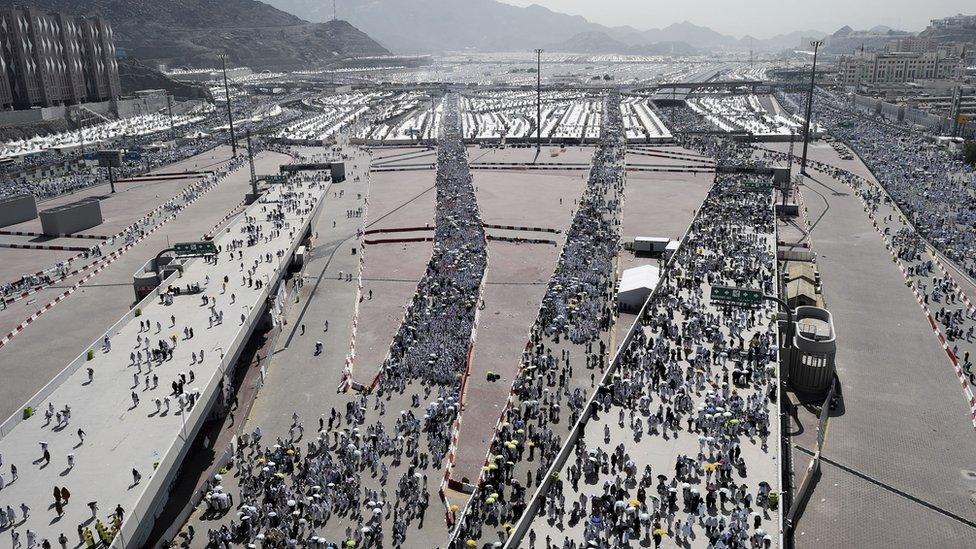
[0,242,92,252]
[0,230,110,240]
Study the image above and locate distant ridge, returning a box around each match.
[544,31,698,56]
[264,0,824,53]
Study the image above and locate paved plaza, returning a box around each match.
[761,141,976,548]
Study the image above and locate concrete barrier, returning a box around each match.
[0,194,38,228]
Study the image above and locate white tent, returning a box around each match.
[617,264,660,312]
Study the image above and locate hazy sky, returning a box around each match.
[500,0,973,38]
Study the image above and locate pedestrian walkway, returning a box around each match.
[450,94,628,547]
[512,174,782,549]
[0,173,328,548]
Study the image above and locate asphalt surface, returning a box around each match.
[772,142,976,548]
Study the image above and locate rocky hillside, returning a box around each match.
[25,0,389,69]
[117,58,212,100]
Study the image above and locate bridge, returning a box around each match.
[0,172,329,547]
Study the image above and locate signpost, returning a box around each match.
[173,241,218,256]
[97,150,123,193]
[96,150,123,167]
[710,285,763,306]
[710,285,794,352]
[743,180,773,192]
[264,175,288,184]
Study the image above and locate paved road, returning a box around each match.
[767,142,976,548]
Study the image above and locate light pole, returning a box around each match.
[246,129,257,198]
[534,48,543,153]
[799,40,823,174]
[166,93,175,140]
[219,54,238,157]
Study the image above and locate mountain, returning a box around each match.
[266,0,619,53]
[545,31,697,56]
[755,30,828,51]
[832,25,855,38]
[253,0,574,52]
[23,0,389,69]
[545,31,631,54]
[918,17,976,44]
[638,21,738,49]
[823,24,912,54]
[264,0,836,54]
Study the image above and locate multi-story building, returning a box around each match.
[0,6,120,110]
[887,37,935,54]
[76,15,120,106]
[838,50,965,86]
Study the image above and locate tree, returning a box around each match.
[964,140,976,166]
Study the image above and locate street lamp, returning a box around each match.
[799,40,824,174]
[218,54,238,157]
[534,48,543,153]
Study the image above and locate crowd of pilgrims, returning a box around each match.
[451,93,630,547]
[0,100,304,200]
[199,94,487,549]
[538,94,625,344]
[777,88,976,279]
[523,176,780,549]
[376,92,487,396]
[662,106,723,134]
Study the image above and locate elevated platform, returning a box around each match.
[0,175,329,547]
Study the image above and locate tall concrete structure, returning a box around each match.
[0,7,120,110]
[838,50,965,86]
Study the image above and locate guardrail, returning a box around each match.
[785,377,836,532]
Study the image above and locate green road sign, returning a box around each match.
[743,180,773,192]
[265,174,288,184]
[173,241,218,256]
[710,285,763,306]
